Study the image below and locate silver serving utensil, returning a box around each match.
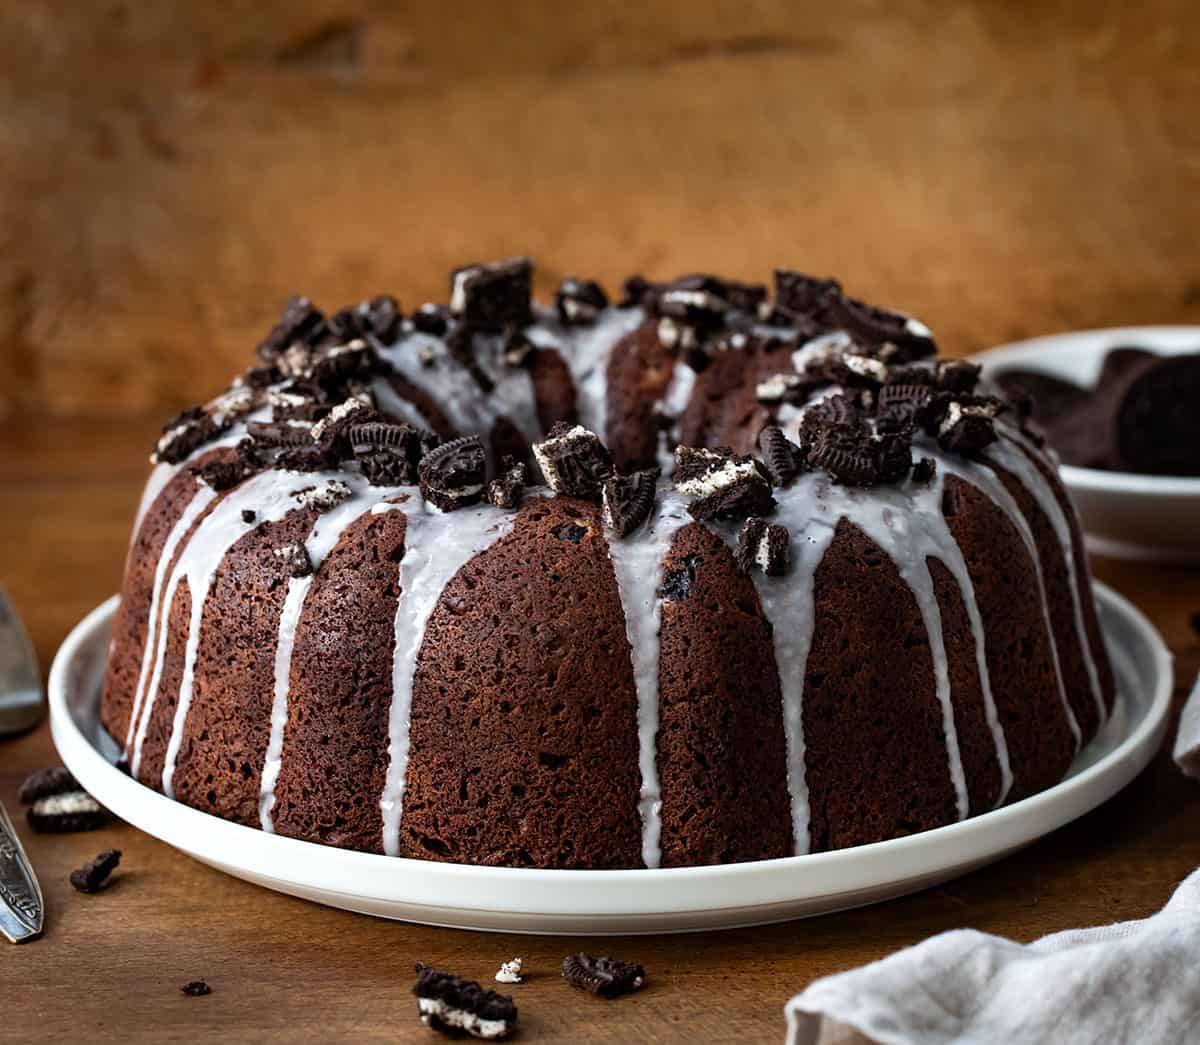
[0,801,43,942]
[0,583,43,736]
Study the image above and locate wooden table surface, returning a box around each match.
[3,2,1200,1042]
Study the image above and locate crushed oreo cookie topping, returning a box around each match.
[18,766,79,805]
[273,542,313,579]
[561,954,646,998]
[181,981,212,997]
[294,480,352,513]
[449,257,534,333]
[26,790,109,834]
[673,445,775,521]
[937,399,1000,456]
[411,302,449,336]
[494,958,523,985]
[69,848,122,894]
[487,460,526,509]
[601,468,659,537]
[418,436,487,511]
[413,964,517,1040]
[556,277,609,326]
[912,457,937,484]
[533,423,614,500]
[736,516,791,576]
[153,406,223,465]
[758,425,803,486]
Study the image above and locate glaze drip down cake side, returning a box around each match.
[98,260,1116,868]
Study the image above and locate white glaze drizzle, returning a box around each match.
[604,488,693,868]
[932,448,1082,751]
[375,330,541,470]
[526,307,646,438]
[258,479,404,831]
[378,497,517,857]
[131,468,350,785]
[654,360,697,477]
[988,430,1107,724]
[121,484,218,755]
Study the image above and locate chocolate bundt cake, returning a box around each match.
[99,260,1116,868]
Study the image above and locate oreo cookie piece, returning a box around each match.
[911,457,937,484]
[823,293,936,360]
[310,398,372,458]
[191,441,261,492]
[449,257,534,332]
[618,274,660,309]
[256,295,327,364]
[18,766,78,805]
[411,302,450,336]
[70,848,122,894]
[755,372,810,407]
[501,327,535,368]
[532,423,614,500]
[556,277,609,326]
[659,553,702,602]
[273,542,313,579]
[276,446,336,474]
[26,790,110,834]
[657,274,733,326]
[773,270,841,317]
[561,954,646,998]
[937,400,999,457]
[736,516,790,576]
[153,406,223,465]
[418,436,487,511]
[358,451,415,486]
[487,460,526,509]
[413,964,517,1040]
[601,468,659,537]
[673,446,775,521]
[247,419,317,448]
[757,425,803,487]
[181,981,212,997]
[294,479,353,513]
[935,359,981,394]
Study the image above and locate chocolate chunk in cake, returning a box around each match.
[418,436,487,511]
[757,425,803,486]
[26,790,109,834]
[658,553,702,602]
[273,542,313,579]
[736,517,790,576]
[555,277,609,326]
[601,468,659,537]
[487,460,526,509]
[673,446,775,521]
[533,423,614,499]
[181,981,212,997]
[69,848,122,893]
[413,964,517,1040]
[561,954,646,998]
[18,766,79,805]
[449,258,534,333]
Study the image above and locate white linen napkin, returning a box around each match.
[785,673,1200,1045]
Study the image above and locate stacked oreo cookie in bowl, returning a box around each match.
[98,258,1114,869]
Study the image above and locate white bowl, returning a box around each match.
[973,326,1200,562]
[49,589,1171,935]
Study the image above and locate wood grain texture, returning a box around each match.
[1,1,1199,419]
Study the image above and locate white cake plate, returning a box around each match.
[973,325,1200,562]
[50,586,1172,935]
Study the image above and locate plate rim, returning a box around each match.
[972,324,1200,496]
[49,584,1173,924]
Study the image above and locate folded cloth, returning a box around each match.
[786,672,1200,1045]
[1172,672,1200,778]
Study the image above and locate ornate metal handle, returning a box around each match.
[0,801,43,943]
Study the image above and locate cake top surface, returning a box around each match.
[145,258,1037,548]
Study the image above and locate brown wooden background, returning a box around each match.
[2,1,1199,422]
